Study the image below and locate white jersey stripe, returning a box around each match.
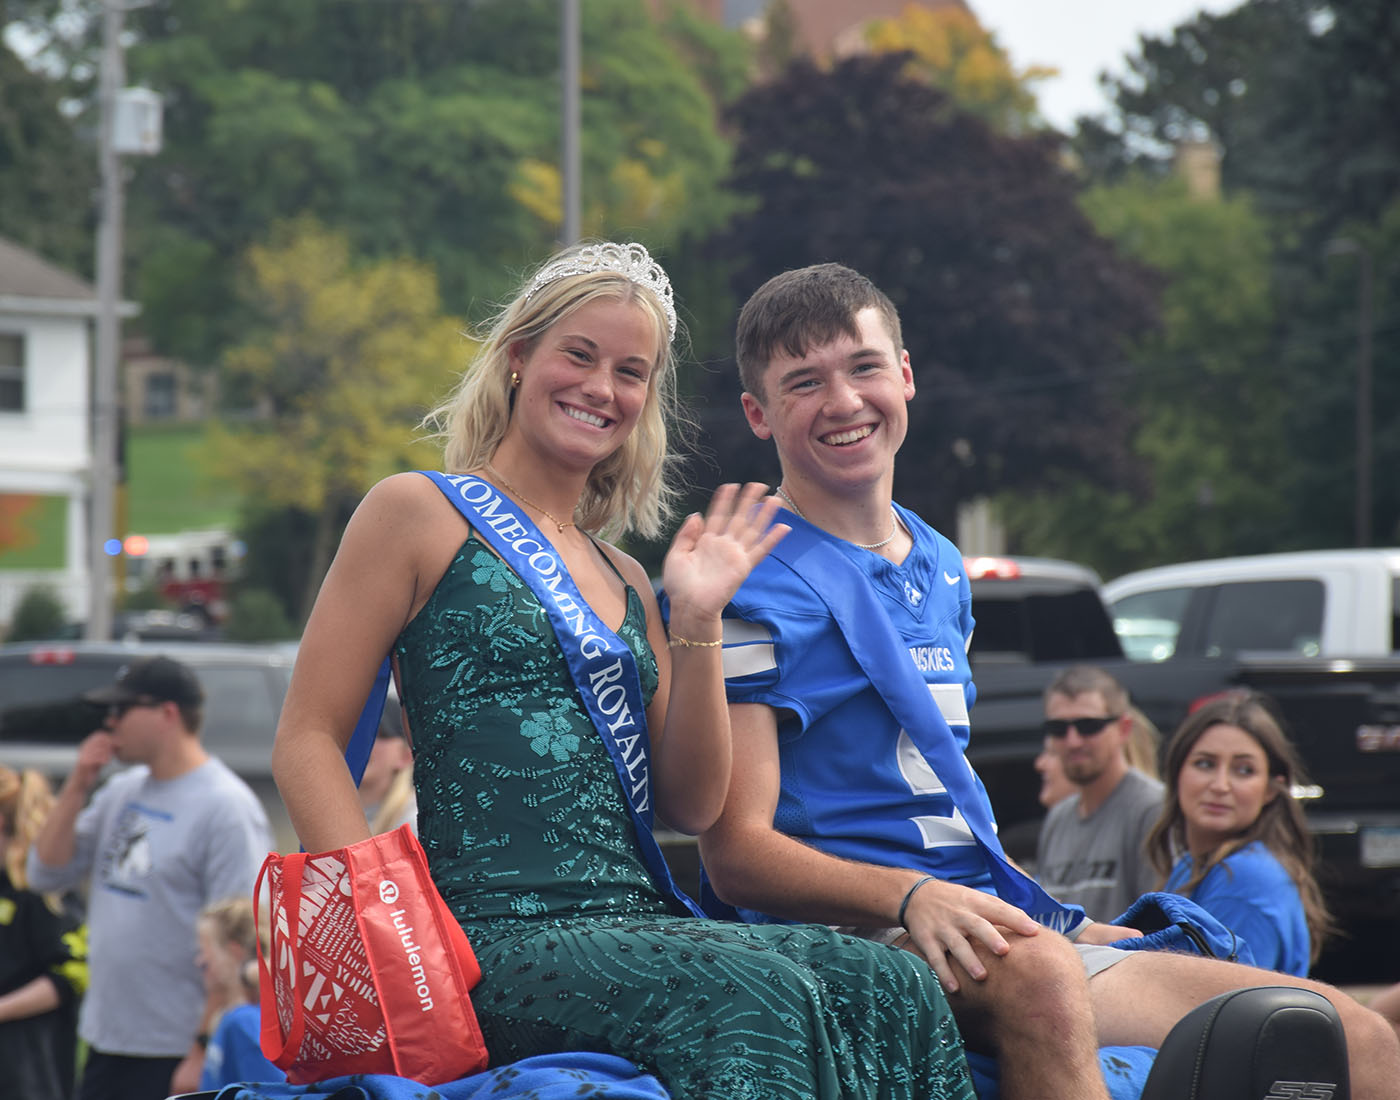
[722,620,778,678]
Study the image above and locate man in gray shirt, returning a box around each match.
[1035,666,1164,921]
[29,655,271,1100]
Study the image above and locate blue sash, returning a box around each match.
[421,470,702,917]
[345,658,393,787]
[766,513,1086,934]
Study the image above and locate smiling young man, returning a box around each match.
[28,656,271,1100]
[699,262,1400,1100]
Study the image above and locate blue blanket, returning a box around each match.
[212,1053,670,1100]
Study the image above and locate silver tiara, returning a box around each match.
[525,241,676,340]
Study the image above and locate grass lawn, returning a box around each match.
[1,425,240,574]
[126,424,242,533]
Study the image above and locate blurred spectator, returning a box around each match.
[195,896,283,1091]
[1035,666,1164,920]
[1146,691,1332,977]
[358,714,417,836]
[1036,706,1158,812]
[1033,743,1074,809]
[0,765,88,1100]
[27,656,272,1100]
[1123,706,1162,779]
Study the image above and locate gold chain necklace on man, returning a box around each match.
[484,463,577,532]
[775,485,900,552]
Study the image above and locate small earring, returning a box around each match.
[510,371,520,387]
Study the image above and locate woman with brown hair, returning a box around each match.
[1146,692,1332,976]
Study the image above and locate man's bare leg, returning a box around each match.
[906,931,1110,1100]
[1367,982,1400,1045]
[1089,953,1400,1100]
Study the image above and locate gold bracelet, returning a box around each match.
[667,634,722,648]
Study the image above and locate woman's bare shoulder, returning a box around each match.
[343,472,454,534]
[596,539,654,595]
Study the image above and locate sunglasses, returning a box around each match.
[1042,715,1120,739]
[107,699,164,720]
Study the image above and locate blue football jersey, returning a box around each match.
[724,504,999,895]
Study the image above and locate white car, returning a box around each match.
[1103,548,1400,662]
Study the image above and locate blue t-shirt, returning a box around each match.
[200,1002,285,1090]
[723,505,1000,900]
[1164,840,1310,977]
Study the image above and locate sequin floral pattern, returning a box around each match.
[393,534,975,1100]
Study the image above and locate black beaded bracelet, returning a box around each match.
[897,874,936,929]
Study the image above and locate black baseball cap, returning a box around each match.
[82,655,204,708]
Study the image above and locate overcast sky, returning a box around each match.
[969,0,1244,130]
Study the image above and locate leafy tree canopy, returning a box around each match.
[9,0,746,363]
[1001,176,1288,576]
[700,53,1162,531]
[1070,0,1400,554]
[0,39,95,272]
[864,3,1053,134]
[1077,0,1400,244]
[208,219,465,619]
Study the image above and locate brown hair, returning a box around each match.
[735,263,903,402]
[1146,691,1333,964]
[1043,664,1130,717]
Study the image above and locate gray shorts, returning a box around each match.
[841,926,1131,979]
[1076,941,1132,978]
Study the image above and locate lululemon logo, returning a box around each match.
[378,879,400,905]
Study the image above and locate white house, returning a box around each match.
[0,235,136,628]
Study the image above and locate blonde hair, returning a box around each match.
[200,895,260,956]
[1125,706,1162,779]
[422,241,687,540]
[0,766,56,892]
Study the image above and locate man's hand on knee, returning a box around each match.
[900,878,1041,992]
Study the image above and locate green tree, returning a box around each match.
[864,3,1053,134]
[109,0,741,362]
[1000,177,1285,575]
[0,40,96,272]
[210,220,464,620]
[1072,0,1400,552]
[1080,0,1400,237]
[699,54,1161,532]
[5,584,67,641]
[223,586,297,642]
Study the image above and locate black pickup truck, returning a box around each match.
[966,557,1400,982]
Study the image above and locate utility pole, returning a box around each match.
[87,0,126,641]
[560,0,580,246]
[87,1,159,640]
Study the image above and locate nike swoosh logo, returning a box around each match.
[943,571,959,585]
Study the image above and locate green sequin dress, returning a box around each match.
[394,534,974,1100]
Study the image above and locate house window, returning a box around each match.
[0,332,24,412]
[144,370,177,418]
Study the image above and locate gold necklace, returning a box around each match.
[775,485,900,552]
[484,463,578,532]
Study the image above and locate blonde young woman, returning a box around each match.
[270,242,977,1099]
[1146,692,1332,976]
[0,766,87,1100]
